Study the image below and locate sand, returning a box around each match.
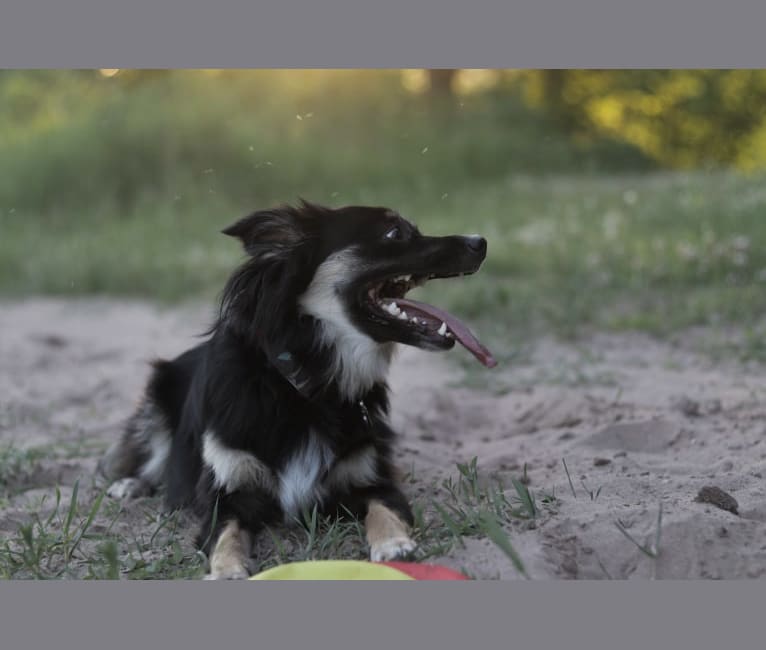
[2,298,765,579]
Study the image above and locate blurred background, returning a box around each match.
[2,69,766,351]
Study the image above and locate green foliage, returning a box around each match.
[0,69,651,217]
[519,70,766,169]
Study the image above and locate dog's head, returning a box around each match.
[221,201,495,400]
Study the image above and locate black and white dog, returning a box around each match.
[100,201,495,579]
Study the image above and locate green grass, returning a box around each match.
[4,171,766,343]
[255,458,552,579]
[0,445,51,498]
[1,481,112,579]
[614,503,664,579]
[0,479,205,580]
[2,73,765,345]
[0,453,543,580]
[3,72,766,345]
[409,457,559,578]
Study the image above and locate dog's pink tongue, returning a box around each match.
[395,298,497,368]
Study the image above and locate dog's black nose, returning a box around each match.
[465,235,487,255]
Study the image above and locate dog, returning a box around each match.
[99,200,495,579]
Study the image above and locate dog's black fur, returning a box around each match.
[100,201,488,576]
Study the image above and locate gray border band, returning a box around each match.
[1,582,764,649]
[1,0,766,66]
[2,1,766,648]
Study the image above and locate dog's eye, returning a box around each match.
[384,226,401,241]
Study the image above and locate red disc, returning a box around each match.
[379,561,469,580]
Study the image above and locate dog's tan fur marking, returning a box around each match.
[205,520,251,580]
[365,500,416,562]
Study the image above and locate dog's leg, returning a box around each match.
[106,477,154,499]
[364,487,416,562]
[101,395,171,500]
[197,486,281,580]
[203,519,252,580]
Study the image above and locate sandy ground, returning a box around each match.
[2,298,766,579]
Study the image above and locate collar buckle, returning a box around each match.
[358,400,371,428]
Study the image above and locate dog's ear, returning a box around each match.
[222,206,306,257]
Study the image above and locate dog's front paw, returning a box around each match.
[203,563,250,581]
[370,536,417,562]
[106,477,151,500]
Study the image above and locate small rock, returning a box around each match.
[717,526,729,538]
[695,486,739,515]
[593,457,611,467]
[33,334,69,348]
[675,396,701,417]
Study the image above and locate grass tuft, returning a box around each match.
[412,457,554,577]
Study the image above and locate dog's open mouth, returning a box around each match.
[364,273,497,368]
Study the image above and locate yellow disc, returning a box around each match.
[250,560,414,581]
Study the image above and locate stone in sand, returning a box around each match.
[695,486,738,515]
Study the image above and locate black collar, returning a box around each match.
[270,348,373,429]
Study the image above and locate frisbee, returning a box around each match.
[249,560,469,581]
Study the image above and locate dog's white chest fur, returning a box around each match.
[278,433,334,517]
[278,436,380,519]
[202,429,380,520]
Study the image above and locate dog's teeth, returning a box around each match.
[397,311,408,320]
[384,302,402,316]
[437,322,447,336]
[411,317,418,323]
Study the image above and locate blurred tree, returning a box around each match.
[427,69,457,97]
[518,69,766,169]
[537,69,582,130]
